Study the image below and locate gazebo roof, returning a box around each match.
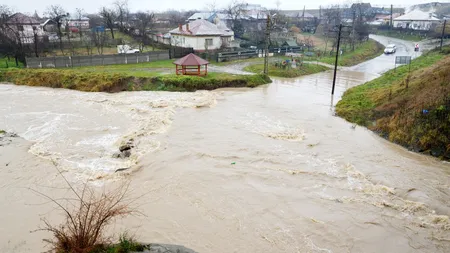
[173,53,209,66]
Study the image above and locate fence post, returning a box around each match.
[125,55,128,64]
[53,56,56,68]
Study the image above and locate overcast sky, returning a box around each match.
[7,0,446,16]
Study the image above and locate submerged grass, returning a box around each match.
[336,46,450,159]
[318,39,384,66]
[244,62,329,78]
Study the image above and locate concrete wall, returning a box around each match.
[26,51,170,68]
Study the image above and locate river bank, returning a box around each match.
[1,35,449,253]
[0,68,271,92]
[336,46,450,159]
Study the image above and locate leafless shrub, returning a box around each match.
[31,164,138,253]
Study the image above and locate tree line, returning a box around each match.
[0,0,159,63]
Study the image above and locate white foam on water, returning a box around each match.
[241,112,306,141]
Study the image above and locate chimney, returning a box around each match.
[186,23,190,32]
[178,24,182,31]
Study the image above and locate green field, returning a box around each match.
[0,57,23,68]
[244,62,329,78]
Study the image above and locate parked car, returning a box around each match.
[117,45,140,54]
[384,44,396,54]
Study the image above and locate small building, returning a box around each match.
[393,10,440,30]
[65,16,90,30]
[169,19,234,51]
[6,13,44,44]
[173,53,209,76]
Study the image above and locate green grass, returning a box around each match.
[0,67,271,92]
[89,234,146,253]
[374,30,425,42]
[244,62,329,78]
[317,39,384,66]
[0,130,5,134]
[0,57,23,69]
[74,59,175,77]
[336,46,450,158]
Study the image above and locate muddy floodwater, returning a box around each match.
[1,36,449,253]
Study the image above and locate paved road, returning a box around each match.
[348,35,421,75]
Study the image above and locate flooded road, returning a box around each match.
[1,36,449,253]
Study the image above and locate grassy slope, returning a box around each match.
[336,47,450,158]
[318,39,384,66]
[244,63,329,78]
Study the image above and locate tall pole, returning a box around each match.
[264,15,270,75]
[390,4,393,29]
[440,19,447,51]
[331,24,342,95]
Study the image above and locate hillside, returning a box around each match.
[336,47,450,159]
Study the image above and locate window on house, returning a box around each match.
[205,39,213,46]
[17,25,24,31]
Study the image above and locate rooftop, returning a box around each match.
[7,13,40,25]
[394,10,440,21]
[173,53,209,66]
[170,19,233,36]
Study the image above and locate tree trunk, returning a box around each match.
[109,27,115,39]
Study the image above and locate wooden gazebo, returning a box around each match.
[173,53,209,76]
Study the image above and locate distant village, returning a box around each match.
[0,1,449,60]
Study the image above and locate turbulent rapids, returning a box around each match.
[1,35,449,253]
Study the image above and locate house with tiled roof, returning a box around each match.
[5,13,44,43]
[393,10,441,30]
[169,19,234,51]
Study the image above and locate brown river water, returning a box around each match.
[1,36,449,253]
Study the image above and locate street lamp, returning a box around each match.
[264,13,276,75]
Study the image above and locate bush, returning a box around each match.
[0,69,271,92]
[33,165,137,253]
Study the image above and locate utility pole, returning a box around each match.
[264,14,271,75]
[331,24,343,95]
[319,5,322,20]
[440,19,447,51]
[390,4,393,29]
[302,5,305,24]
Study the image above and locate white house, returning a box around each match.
[6,13,44,44]
[169,19,234,51]
[64,15,90,30]
[393,10,440,30]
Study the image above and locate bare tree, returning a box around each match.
[224,0,247,37]
[166,10,186,26]
[0,5,24,64]
[100,7,116,39]
[207,0,218,12]
[91,28,107,55]
[134,11,154,51]
[45,5,68,54]
[114,0,129,32]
